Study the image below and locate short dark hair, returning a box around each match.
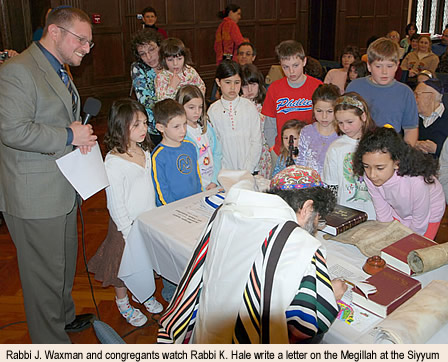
[131,28,163,62]
[241,64,266,104]
[153,99,186,126]
[237,42,256,56]
[266,187,336,219]
[159,38,193,70]
[44,6,91,34]
[104,98,152,153]
[353,127,439,184]
[341,45,360,62]
[215,60,242,80]
[142,6,157,16]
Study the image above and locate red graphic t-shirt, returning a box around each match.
[262,76,322,154]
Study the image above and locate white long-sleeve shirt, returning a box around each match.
[208,96,262,173]
[105,151,156,239]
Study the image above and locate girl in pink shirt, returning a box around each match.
[353,127,445,239]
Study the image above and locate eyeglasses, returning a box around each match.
[238,51,253,56]
[317,218,327,230]
[57,26,94,49]
[138,46,158,58]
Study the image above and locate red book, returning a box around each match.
[381,233,436,275]
[352,267,421,318]
[321,204,367,236]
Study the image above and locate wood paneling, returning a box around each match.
[0,1,412,104]
[334,0,409,58]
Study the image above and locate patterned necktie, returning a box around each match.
[59,67,77,117]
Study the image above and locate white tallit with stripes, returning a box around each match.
[158,182,321,343]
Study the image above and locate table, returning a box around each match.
[123,189,448,343]
[120,189,219,302]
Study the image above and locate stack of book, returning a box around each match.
[352,267,421,318]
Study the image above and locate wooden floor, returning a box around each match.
[1,115,448,344]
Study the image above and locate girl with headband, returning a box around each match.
[322,92,377,219]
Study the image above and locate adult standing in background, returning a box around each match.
[131,28,164,145]
[141,6,167,39]
[0,6,97,343]
[214,4,247,64]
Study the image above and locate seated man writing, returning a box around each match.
[158,166,346,344]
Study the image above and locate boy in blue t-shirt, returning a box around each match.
[152,99,202,206]
[346,37,418,145]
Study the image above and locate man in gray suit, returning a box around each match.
[0,7,97,343]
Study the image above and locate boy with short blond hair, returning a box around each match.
[346,37,418,145]
[151,99,202,206]
[262,40,322,155]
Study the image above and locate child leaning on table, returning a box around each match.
[353,127,445,239]
[151,98,202,207]
[88,99,163,327]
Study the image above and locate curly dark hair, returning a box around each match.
[240,64,266,104]
[353,127,439,184]
[104,98,153,154]
[266,187,336,219]
[131,28,163,62]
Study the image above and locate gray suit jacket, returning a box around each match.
[0,42,80,219]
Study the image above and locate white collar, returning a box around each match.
[421,103,445,128]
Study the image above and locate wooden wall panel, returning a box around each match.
[0,0,413,108]
[256,0,276,20]
[167,0,194,25]
[334,0,409,58]
[239,0,256,20]
[278,0,297,19]
[197,1,220,23]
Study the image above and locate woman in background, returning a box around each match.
[214,4,247,64]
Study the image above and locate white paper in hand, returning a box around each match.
[56,142,109,200]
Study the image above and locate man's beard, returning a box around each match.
[302,211,318,236]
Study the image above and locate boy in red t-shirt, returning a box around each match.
[262,40,322,156]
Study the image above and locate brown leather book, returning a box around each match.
[321,204,368,236]
[381,233,437,275]
[352,267,421,318]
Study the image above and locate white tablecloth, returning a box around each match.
[122,190,448,343]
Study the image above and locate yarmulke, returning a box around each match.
[424,78,443,95]
[270,165,323,190]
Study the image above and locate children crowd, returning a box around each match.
[90,7,448,333]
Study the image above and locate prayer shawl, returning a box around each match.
[158,185,336,343]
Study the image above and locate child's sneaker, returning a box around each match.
[143,296,163,314]
[115,295,147,327]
